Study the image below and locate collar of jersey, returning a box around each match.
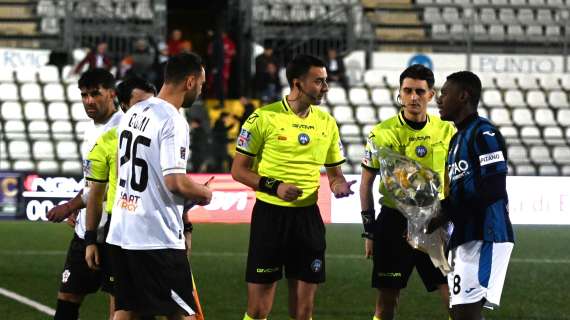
[282,96,312,118]
[397,111,429,130]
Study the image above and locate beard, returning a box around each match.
[182,89,198,108]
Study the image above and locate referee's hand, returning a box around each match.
[364,239,373,259]
[332,180,357,198]
[276,183,303,202]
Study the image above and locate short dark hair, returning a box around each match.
[399,64,435,89]
[78,68,115,90]
[164,52,203,84]
[116,76,156,105]
[446,71,482,108]
[286,54,326,87]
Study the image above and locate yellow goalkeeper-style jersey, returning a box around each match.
[236,97,345,207]
[85,127,118,214]
[362,111,456,209]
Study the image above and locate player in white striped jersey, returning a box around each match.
[46,68,122,320]
[107,53,212,320]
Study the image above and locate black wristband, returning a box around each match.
[184,222,193,233]
[361,209,375,233]
[84,230,97,246]
[258,176,283,195]
[361,232,374,240]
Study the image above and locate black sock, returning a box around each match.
[54,299,80,320]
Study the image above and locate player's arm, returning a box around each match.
[164,174,212,206]
[84,180,106,270]
[360,167,377,258]
[46,190,85,222]
[325,165,355,198]
[231,152,302,202]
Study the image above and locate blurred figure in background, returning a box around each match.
[255,62,282,104]
[73,42,113,74]
[120,39,155,83]
[190,118,209,173]
[167,29,186,56]
[209,112,235,173]
[324,48,348,91]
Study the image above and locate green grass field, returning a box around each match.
[0,221,569,320]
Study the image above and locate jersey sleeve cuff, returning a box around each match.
[324,159,346,168]
[236,148,256,157]
[162,167,187,176]
[361,163,379,172]
[85,177,109,183]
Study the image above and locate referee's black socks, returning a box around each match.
[54,299,80,320]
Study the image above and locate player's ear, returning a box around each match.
[185,74,195,91]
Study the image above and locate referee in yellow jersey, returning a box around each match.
[232,54,356,320]
[360,64,456,320]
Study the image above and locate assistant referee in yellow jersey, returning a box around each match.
[360,64,456,320]
[232,54,356,320]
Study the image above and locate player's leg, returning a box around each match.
[371,207,414,320]
[55,234,102,320]
[245,282,278,319]
[414,249,450,316]
[244,200,286,319]
[451,300,485,320]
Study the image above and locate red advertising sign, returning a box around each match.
[187,174,332,224]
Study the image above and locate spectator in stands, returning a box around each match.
[324,48,348,90]
[152,41,169,90]
[167,29,187,56]
[255,62,282,104]
[254,46,278,85]
[238,96,255,128]
[73,42,113,74]
[209,111,235,172]
[120,39,156,83]
[190,118,209,173]
[207,30,236,104]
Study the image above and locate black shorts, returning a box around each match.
[372,206,446,292]
[58,232,114,294]
[246,199,326,284]
[109,245,196,317]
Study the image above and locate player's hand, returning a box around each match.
[364,239,373,259]
[65,211,78,228]
[194,176,214,207]
[276,183,303,202]
[332,180,357,198]
[85,244,100,270]
[47,203,74,222]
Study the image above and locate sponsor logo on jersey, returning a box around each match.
[479,151,504,166]
[298,133,310,145]
[311,259,322,273]
[465,288,476,293]
[483,131,496,137]
[62,269,70,283]
[116,191,141,212]
[246,113,259,124]
[449,160,470,181]
[180,147,186,160]
[237,129,252,148]
[292,123,315,130]
[409,135,430,142]
[415,145,428,158]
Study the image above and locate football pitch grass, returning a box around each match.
[0,221,569,320]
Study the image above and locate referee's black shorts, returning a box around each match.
[108,245,196,317]
[372,206,446,291]
[246,199,326,284]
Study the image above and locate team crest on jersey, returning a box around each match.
[415,146,428,158]
[62,269,70,283]
[311,259,322,273]
[237,129,252,148]
[298,133,310,145]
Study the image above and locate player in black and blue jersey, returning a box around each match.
[430,71,515,320]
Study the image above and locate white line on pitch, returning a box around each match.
[1,250,569,264]
[0,287,55,316]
